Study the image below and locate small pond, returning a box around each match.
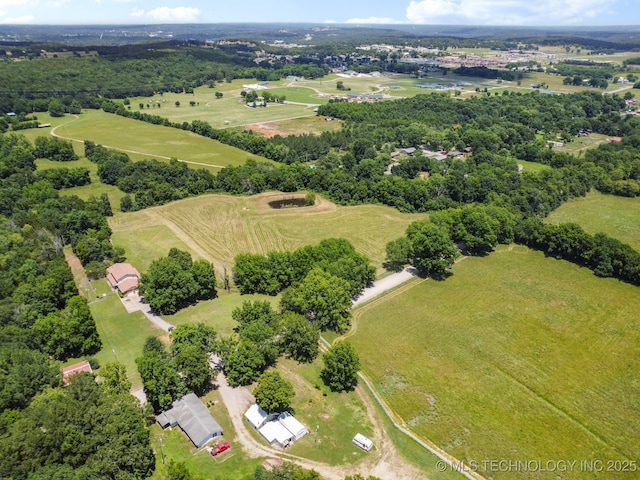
[268,198,307,209]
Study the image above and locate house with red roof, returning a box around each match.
[106,262,141,296]
[62,360,93,385]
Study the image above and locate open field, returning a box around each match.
[244,115,343,138]
[128,81,320,129]
[51,109,268,169]
[546,190,640,251]
[348,245,640,480]
[89,283,163,388]
[109,191,428,276]
[165,291,279,337]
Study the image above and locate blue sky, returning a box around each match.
[0,0,638,25]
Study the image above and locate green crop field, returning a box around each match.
[51,109,268,169]
[546,190,640,251]
[348,245,640,480]
[109,191,428,276]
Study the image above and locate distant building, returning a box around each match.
[62,360,93,385]
[106,263,140,296]
[157,393,223,448]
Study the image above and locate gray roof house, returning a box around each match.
[157,393,223,447]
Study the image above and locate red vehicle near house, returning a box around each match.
[209,441,231,456]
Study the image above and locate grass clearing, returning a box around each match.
[278,358,374,466]
[165,291,280,337]
[89,283,163,388]
[349,245,640,480]
[52,109,268,169]
[128,82,319,129]
[546,190,640,251]
[109,191,428,276]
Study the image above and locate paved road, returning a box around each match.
[119,291,175,332]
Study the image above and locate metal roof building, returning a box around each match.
[157,393,223,447]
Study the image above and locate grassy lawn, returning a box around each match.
[108,191,428,276]
[278,358,374,466]
[546,190,640,251]
[514,159,552,173]
[349,245,640,480]
[165,291,280,337]
[89,282,163,388]
[267,87,327,105]
[52,109,268,169]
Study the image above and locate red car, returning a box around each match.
[209,441,231,456]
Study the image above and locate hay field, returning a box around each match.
[546,190,640,251]
[109,191,427,275]
[52,109,268,169]
[349,245,640,480]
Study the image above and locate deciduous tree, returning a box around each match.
[320,341,360,392]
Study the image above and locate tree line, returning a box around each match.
[386,204,640,286]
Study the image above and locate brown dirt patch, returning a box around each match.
[244,123,286,138]
[63,246,89,296]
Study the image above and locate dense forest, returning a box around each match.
[0,134,155,478]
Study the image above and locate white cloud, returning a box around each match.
[345,16,403,24]
[131,6,144,16]
[405,0,619,25]
[2,14,35,23]
[0,0,35,7]
[146,6,200,22]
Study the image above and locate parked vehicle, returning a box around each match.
[209,441,231,456]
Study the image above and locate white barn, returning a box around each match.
[277,412,309,441]
[244,404,309,448]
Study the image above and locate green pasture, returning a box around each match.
[35,156,127,205]
[108,192,428,276]
[267,87,327,105]
[52,109,266,169]
[349,245,640,480]
[554,132,610,154]
[127,82,318,129]
[546,190,640,251]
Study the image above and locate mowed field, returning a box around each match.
[348,245,640,480]
[127,80,323,129]
[50,109,268,169]
[109,191,427,276]
[546,191,640,251]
